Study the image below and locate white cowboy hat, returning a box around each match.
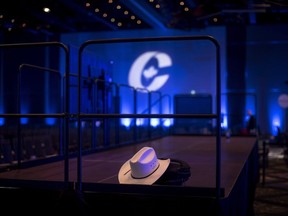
[118,146,170,185]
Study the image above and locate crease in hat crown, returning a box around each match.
[130,147,159,179]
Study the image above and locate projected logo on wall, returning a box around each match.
[128,51,172,91]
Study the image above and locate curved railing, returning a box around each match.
[78,35,221,199]
[0,42,70,187]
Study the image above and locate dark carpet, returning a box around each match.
[254,145,288,216]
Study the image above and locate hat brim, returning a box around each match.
[118,158,170,185]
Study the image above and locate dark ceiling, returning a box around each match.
[1,0,288,36]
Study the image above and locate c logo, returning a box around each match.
[128,51,171,91]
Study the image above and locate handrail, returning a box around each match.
[18,63,63,157]
[0,42,70,188]
[78,35,221,201]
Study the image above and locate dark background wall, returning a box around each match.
[1,24,288,135]
[0,31,60,125]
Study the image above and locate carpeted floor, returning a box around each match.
[254,145,288,216]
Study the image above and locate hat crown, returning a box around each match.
[130,147,159,178]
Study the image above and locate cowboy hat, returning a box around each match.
[118,146,170,185]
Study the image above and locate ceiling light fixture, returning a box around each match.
[43,7,50,13]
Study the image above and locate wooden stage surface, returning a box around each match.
[0,135,257,198]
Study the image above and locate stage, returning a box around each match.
[0,135,258,215]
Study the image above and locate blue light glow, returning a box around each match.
[21,118,29,124]
[46,118,57,125]
[221,115,228,129]
[150,118,159,127]
[272,115,281,135]
[190,90,196,95]
[136,118,144,126]
[0,118,4,126]
[95,121,101,127]
[163,119,173,127]
[20,104,29,125]
[0,107,4,126]
[121,118,132,128]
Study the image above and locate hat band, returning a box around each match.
[131,163,160,179]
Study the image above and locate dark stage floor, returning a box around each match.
[0,135,259,215]
[0,135,257,198]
